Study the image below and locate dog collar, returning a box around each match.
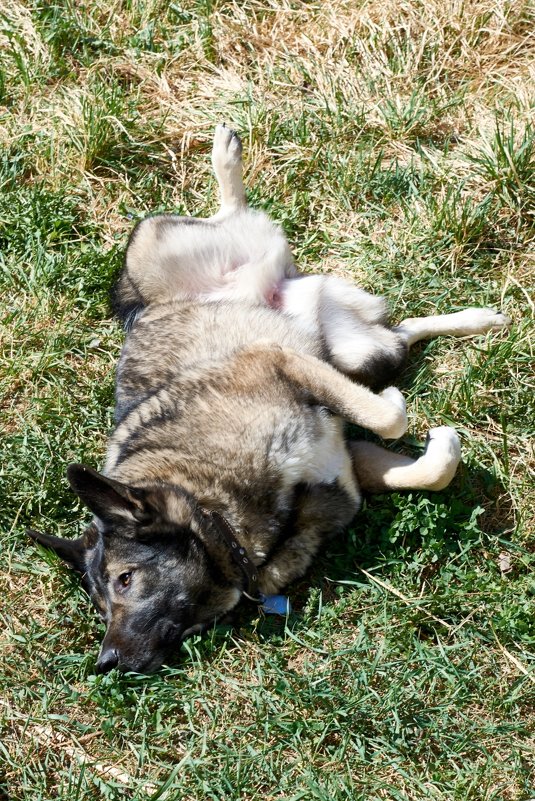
[204,510,261,602]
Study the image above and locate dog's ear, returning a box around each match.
[67,464,143,525]
[26,526,96,573]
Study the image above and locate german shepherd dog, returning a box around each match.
[28,125,510,674]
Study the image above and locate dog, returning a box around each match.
[28,125,510,674]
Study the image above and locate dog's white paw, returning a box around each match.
[381,386,407,415]
[421,426,461,490]
[212,123,242,170]
[379,386,407,439]
[466,307,512,332]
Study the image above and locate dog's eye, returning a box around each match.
[118,571,133,588]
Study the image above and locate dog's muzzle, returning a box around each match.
[96,647,120,674]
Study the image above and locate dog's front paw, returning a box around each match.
[212,123,242,169]
[379,386,407,439]
[421,426,461,490]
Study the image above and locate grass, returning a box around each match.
[1,0,534,798]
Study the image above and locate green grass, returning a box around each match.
[1,0,534,799]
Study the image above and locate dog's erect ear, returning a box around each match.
[27,528,88,572]
[67,464,143,525]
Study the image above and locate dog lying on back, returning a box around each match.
[29,125,510,674]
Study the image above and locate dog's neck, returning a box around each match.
[199,508,261,602]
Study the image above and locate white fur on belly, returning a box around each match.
[277,413,360,504]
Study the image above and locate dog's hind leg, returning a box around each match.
[394,308,511,347]
[350,426,461,492]
[281,275,407,389]
[210,124,247,218]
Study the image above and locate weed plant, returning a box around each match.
[0,1,534,799]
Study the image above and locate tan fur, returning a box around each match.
[110,124,512,605]
[29,126,511,673]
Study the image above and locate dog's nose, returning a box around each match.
[96,647,119,674]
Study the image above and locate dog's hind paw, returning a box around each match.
[471,308,512,331]
[457,307,512,334]
[212,123,243,170]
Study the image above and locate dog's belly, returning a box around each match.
[274,411,360,505]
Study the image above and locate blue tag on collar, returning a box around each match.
[259,594,292,615]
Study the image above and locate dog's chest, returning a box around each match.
[272,411,359,502]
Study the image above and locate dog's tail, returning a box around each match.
[111,264,146,330]
[111,216,154,329]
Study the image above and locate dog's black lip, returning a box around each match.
[118,654,168,674]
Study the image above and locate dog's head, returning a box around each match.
[28,465,244,673]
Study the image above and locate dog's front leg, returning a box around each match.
[234,344,408,440]
[210,124,247,218]
[350,427,461,492]
[276,347,408,439]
